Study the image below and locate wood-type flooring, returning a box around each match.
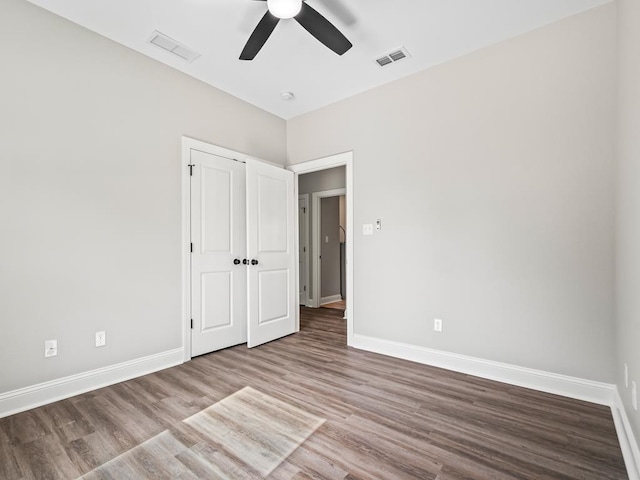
[321,300,346,311]
[0,307,628,479]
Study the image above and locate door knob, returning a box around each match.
[243,259,250,265]
[251,259,259,266]
[233,258,241,265]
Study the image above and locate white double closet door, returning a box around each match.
[190,147,296,357]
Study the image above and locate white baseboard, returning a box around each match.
[320,294,343,306]
[351,334,615,406]
[612,389,640,480]
[0,348,184,418]
[350,334,640,476]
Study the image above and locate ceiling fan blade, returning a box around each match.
[240,10,279,60]
[315,0,357,26]
[294,2,352,55]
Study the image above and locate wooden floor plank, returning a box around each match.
[0,307,628,479]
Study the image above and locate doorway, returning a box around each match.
[289,152,354,346]
[298,194,309,306]
[313,188,346,310]
[320,194,347,314]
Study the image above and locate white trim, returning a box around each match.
[298,194,310,307]
[292,172,301,331]
[320,294,343,305]
[351,334,615,406]
[181,137,192,362]
[312,188,347,309]
[0,348,184,419]
[288,152,352,174]
[352,333,640,478]
[288,152,354,345]
[613,388,640,480]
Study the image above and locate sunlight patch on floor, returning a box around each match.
[184,386,325,476]
[78,386,325,479]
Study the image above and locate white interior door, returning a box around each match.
[191,150,247,356]
[246,159,297,348]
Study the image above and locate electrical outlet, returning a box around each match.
[95,331,106,347]
[434,318,443,333]
[625,363,629,388]
[362,224,373,235]
[45,339,57,357]
[632,381,638,411]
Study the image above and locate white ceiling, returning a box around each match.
[27,0,609,120]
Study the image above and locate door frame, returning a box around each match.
[298,194,310,306]
[312,188,346,308]
[181,137,284,361]
[288,151,354,346]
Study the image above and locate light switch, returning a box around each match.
[363,224,373,235]
[45,339,57,357]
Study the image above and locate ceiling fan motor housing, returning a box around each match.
[267,0,302,19]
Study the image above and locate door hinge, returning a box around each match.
[190,243,193,253]
[190,319,193,329]
[188,164,195,176]
[303,207,306,214]
[304,286,306,291]
[303,247,306,253]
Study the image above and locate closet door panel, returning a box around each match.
[246,160,297,348]
[190,150,247,356]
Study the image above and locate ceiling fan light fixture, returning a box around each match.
[267,0,302,19]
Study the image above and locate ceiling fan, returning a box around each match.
[240,0,352,60]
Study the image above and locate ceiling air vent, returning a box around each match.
[375,47,411,68]
[148,31,200,63]
[376,56,393,67]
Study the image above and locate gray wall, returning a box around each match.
[320,196,341,300]
[298,167,346,302]
[0,0,286,393]
[339,196,346,243]
[298,167,346,195]
[288,5,617,382]
[616,0,640,447]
